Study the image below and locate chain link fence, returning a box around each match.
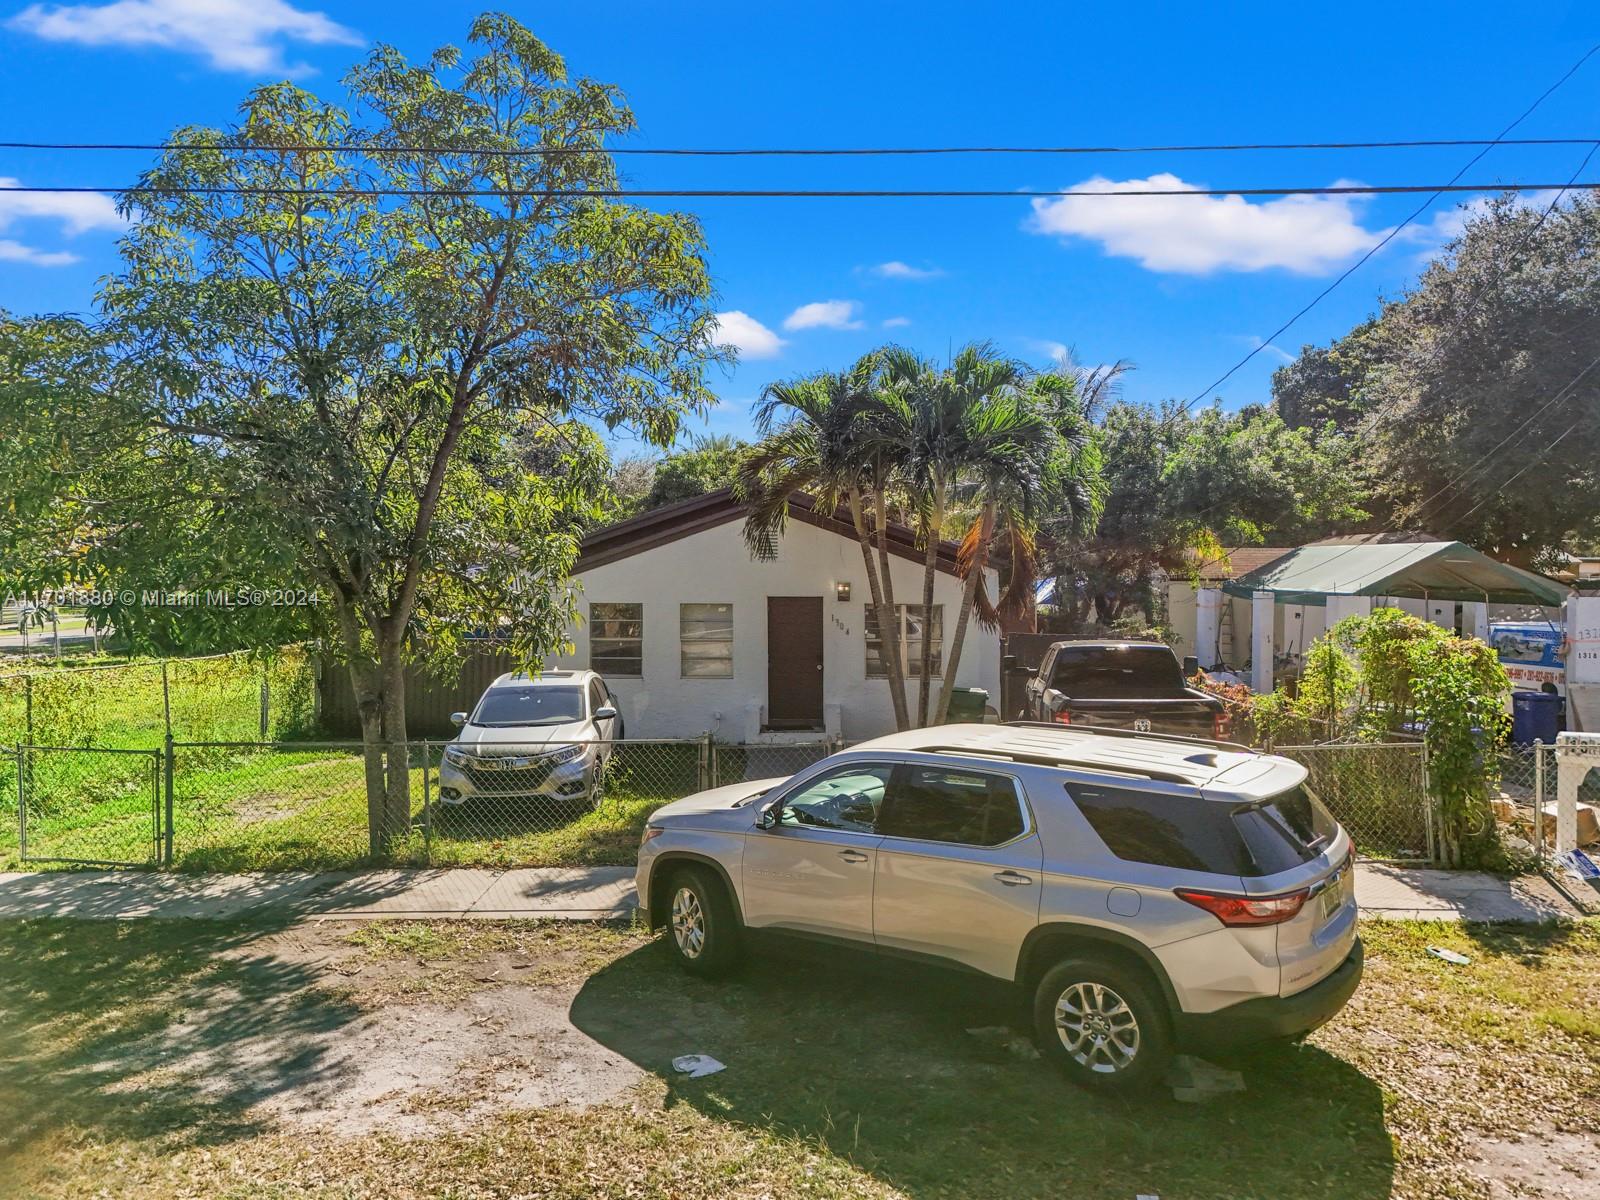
[1277,741,1434,863]
[10,732,1517,870]
[4,737,841,870]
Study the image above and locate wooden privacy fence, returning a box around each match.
[316,641,519,738]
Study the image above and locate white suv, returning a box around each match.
[439,670,621,809]
[637,722,1361,1091]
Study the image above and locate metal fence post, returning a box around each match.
[15,745,27,862]
[1420,737,1437,865]
[163,733,175,867]
[1533,739,1546,866]
[161,660,172,741]
[24,676,32,747]
[698,732,712,792]
[422,739,433,865]
[259,667,270,740]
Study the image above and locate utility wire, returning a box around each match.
[2,136,1598,156]
[1176,41,1600,412]
[1,181,1596,200]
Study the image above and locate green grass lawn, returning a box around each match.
[1,917,1596,1199]
[0,741,696,870]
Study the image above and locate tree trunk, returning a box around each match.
[917,483,944,727]
[378,636,411,850]
[937,502,995,724]
[347,657,389,858]
[873,490,909,729]
[850,489,908,731]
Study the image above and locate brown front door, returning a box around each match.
[767,596,824,729]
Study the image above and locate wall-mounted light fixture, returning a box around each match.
[835,581,851,602]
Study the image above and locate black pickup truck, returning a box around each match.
[1017,640,1230,739]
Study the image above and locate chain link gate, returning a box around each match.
[1278,741,1436,863]
[12,745,163,866]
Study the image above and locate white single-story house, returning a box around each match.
[544,489,1002,741]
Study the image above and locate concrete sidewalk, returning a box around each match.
[0,861,1581,923]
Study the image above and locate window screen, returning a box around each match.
[590,602,643,676]
[880,765,1025,846]
[680,603,734,677]
[865,604,943,678]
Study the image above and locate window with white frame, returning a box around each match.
[590,602,643,676]
[865,604,943,678]
[680,603,734,677]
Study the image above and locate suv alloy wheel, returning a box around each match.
[664,866,743,976]
[1033,957,1172,1091]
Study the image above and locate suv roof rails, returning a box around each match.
[920,744,1194,787]
[999,720,1255,756]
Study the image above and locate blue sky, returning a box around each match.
[1,1,1595,454]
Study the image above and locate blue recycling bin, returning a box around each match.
[1511,690,1562,746]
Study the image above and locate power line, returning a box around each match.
[1,181,1596,200]
[1176,41,1600,412]
[3,136,1599,157]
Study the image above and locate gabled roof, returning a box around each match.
[575,488,963,575]
[1186,546,1296,583]
[1222,537,1569,607]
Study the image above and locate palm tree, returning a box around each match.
[884,343,1031,726]
[934,376,1068,723]
[735,359,912,730]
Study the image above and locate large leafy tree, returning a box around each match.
[2,15,721,849]
[1054,402,1365,625]
[1276,193,1600,567]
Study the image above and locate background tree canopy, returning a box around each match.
[1271,193,1600,569]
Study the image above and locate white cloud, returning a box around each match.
[868,260,943,281]
[1026,173,1388,275]
[709,310,785,359]
[0,178,126,267]
[7,0,361,74]
[1232,334,1295,364]
[782,299,863,331]
[0,179,126,234]
[881,316,912,329]
[0,239,78,266]
[1024,338,1069,362]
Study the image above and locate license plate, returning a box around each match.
[1133,718,1152,732]
[1319,870,1346,920]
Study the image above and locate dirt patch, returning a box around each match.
[1467,1131,1600,1198]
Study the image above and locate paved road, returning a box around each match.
[0,862,1578,923]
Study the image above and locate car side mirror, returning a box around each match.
[1182,655,1200,677]
[758,806,779,830]
[1042,688,1065,711]
[449,711,468,728]
[594,705,618,720]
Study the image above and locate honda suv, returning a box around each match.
[636,723,1361,1091]
[439,670,621,809]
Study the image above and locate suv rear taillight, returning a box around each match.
[1175,886,1309,927]
[1212,711,1232,739]
[1052,709,1072,725]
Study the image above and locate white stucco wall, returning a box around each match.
[545,517,1000,741]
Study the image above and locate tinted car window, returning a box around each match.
[779,765,892,833]
[1050,646,1183,698]
[472,686,584,726]
[1069,783,1249,875]
[880,766,1026,847]
[1231,786,1339,875]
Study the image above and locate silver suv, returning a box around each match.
[636,723,1361,1091]
[439,670,621,809]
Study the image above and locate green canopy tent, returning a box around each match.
[1221,540,1569,608]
